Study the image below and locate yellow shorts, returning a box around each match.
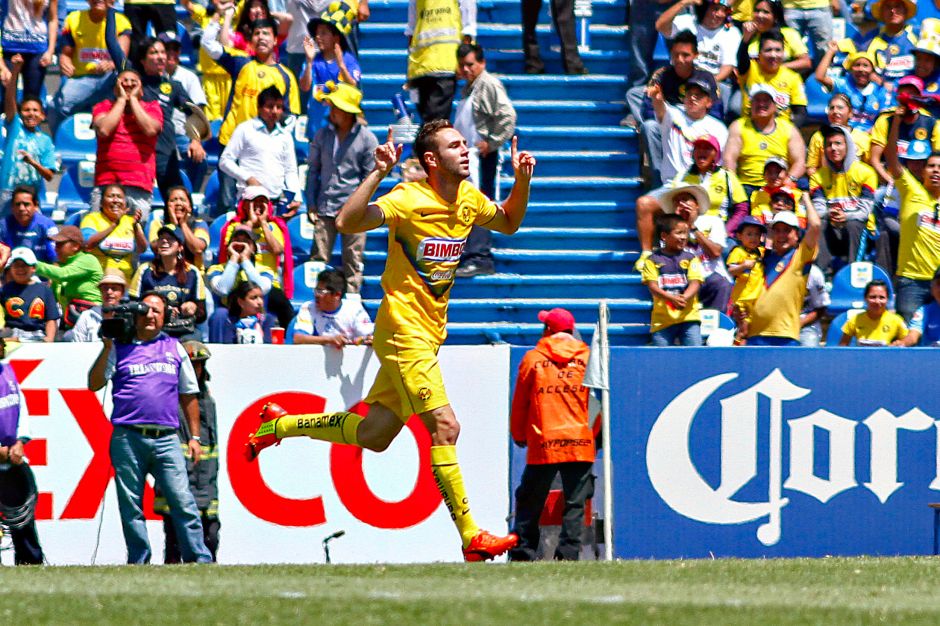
[202,74,232,122]
[364,329,449,420]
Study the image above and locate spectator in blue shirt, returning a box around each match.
[0,55,56,212]
[298,14,360,137]
[0,247,59,342]
[0,186,58,264]
[815,43,890,132]
[903,268,940,346]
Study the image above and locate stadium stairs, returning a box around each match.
[356,0,649,345]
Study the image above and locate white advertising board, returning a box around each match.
[2,343,510,565]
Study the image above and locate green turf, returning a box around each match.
[3,558,940,624]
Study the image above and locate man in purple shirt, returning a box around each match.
[88,291,211,564]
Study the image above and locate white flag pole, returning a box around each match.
[598,299,613,560]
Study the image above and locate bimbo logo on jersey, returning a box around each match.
[418,237,465,262]
[646,369,939,546]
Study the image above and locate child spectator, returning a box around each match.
[1,56,56,212]
[641,214,704,347]
[129,225,208,339]
[806,94,872,178]
[210,280,276,343]
[80,183,147,282]
[750,158,808,228]
[292,268,374,346]
[904,267,940,346]
[299,11,360,133]
[814,44,890,133]
[726,216,766,318]
[1,248,59,342]
[33,226,103,329]
[0,186,57,264]
[838,279,909,346]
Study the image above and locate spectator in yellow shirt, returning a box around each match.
[838,280,909,346]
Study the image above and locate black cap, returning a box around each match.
[157,225,185,244]
[157,30,182,49]
[686,70,717,100]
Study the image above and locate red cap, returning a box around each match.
[538,308,576,333]
[692,134,721,155]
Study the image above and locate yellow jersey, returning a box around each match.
[870,110,940,154]
[641,250,704,332]
[895,169,940,280]
[841,310,908,346]
[63,10,133,78]
[372,180,499,344]
[79,211,138,281]
[748,240,817,340]
[740,64,808,121]
[217,58,301,145]
[726,245,764,311]
[732,0,752,22]
[736,118,795,187]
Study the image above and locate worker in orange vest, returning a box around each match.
[508,308,596,561]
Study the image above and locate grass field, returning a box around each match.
[4,558,940,624]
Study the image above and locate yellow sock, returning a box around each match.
[268,411,363,445]
[430,445,480,547]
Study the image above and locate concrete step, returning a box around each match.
[349,248,637,276]
[361,272,648,300]
[501,149,638,177]
[360,226,635,251]
[365,0,627,28]
[357,48,628,78]
[442,321,649,346]
[360,72,629,102]
[360,22,629,52]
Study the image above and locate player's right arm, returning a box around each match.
[336,129,402,234]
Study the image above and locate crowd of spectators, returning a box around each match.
[632,0,940,346]
[0,0,936,349]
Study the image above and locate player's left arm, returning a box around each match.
[486,136,536,235]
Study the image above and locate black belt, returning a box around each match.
[124,425,176,438]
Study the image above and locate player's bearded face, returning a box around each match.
[433,129,471,179]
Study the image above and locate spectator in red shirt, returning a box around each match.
[91,68,163,221]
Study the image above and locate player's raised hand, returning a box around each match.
[511,136,535,184]
[374,128,403,177]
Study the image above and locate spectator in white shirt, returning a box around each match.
[292,268,373,347]
[218,85,302,218]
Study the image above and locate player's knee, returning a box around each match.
[359,429,396,452]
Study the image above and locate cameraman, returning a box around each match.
[87,292,212,564]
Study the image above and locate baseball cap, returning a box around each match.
[770,211,801,229]
[98,268,127,287]
[748,83,780,100]
[157,31,182,49]
[906,138,933,160]
[770,188,797,206]
[764,156,789,171]
[898,75,925,94]
[241,185,270,201]
[686,70,717,100]
[538,308,576,333]
[5,247,37,268]
[49,225,83,244]
[230,224,260,241]
[692,134,721,155]
[157,224,185,244]
[735,215,767,233]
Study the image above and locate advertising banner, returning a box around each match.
[5,343,510,565]
[612,347,940,558]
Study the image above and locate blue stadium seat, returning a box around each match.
[201,170,220,214]
[54,168,87,218]
[204,120,224,167]
[828,262,893,315]
[177,22,195,69]
[55,113,96,166]
[208,212,236,259]
[290,260,330,309]
[64,209,88,227]
[286,214,316,263]
[292,115,310,162]
[826,310,860,346]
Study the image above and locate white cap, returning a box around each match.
[769,211,800,229]
[5,247,37,268]
[748,83,780,101]
[241,185,271,201]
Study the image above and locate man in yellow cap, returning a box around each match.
[305,82,377,293]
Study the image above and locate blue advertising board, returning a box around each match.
[607,347,940,558]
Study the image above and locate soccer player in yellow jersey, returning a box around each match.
[245,120,536,561]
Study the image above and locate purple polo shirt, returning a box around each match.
[106,333,198,429]
[0,364,23,446]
